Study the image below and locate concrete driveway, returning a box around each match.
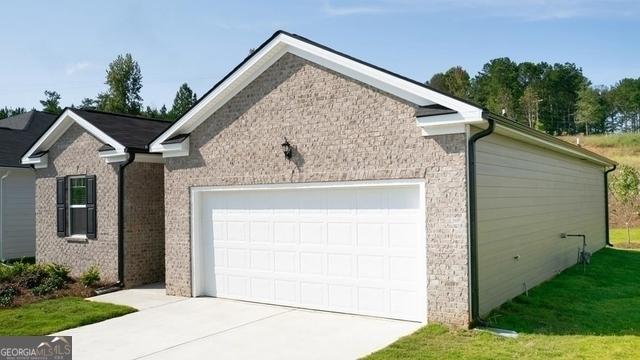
[55,285,422,360]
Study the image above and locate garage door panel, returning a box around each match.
[197,183,425,321]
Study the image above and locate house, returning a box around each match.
[23,31,615,327]
[0,111,56,261]
[21,108,170,288]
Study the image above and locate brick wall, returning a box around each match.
[123,161,165,287]
[35,124,119,282]
[164,53,470,326]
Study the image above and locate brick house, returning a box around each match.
[24,31,615,327]
[22,109,168,288]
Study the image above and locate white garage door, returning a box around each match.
[193,181,426,321]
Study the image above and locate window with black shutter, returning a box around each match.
[56,175,97,238]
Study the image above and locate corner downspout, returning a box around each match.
[467,117,495,327]
[0,171,10,261]
[604,165,617,247]
[117,152,135,286]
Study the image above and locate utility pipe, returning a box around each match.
[467,117,495,327]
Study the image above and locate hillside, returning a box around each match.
[559,134,640,169]
[559,133,640,228]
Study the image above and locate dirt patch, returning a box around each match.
[9,280,100,308]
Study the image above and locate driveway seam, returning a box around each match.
[132,308,297,360]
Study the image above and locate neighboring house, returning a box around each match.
[21,108,170,288]
[23,31,616,327]
[0,111,56,261]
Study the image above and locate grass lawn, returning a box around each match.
[0,297,135,335]
[366,248,640,359]
[610,227,640,249]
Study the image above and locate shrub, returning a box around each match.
[15,264,48,289]
[31,276,65,296]
[79,266,100,287]
[44,264,70,282]
[0,284,19,307]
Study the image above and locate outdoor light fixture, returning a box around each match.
[281,138,292,160]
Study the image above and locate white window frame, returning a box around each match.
[68,176,88,238]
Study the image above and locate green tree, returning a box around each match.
[0,107,27,120]
[519,85,542,128]
[575,86,605,135]
[536,63,587,135]
[427,66,471,99]
[608,78,640,132]
[471,58,522,120]
[169,83,197,119]
[610,165,640,245]
[144,104,170,121]
[78,98,97,110]
[39,90,62,114]
[96,54,143,115]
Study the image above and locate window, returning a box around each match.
[69,177,88,236]
[57,175,96,239]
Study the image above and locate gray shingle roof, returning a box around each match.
[0,111,57,168]
[69,109,173,151]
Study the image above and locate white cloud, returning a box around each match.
[65,61,91,75]
[322,2,390,16]
[320,0,640,20]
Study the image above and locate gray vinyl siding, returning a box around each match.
[475,131,606,316]
[1,169,36,260]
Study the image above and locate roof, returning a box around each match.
[0,111,57,168]
[69,109,172,151]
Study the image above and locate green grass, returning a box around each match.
[366,248,640,359]
[559,134,640,169]
[610,227,640,248]
[0,297,136,335]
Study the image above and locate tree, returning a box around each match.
[39,90,62,114]
[536,63,587,135]
[520,85,541,128]
[0,107,27,120]
[471,58,522,120]
[169,83,197,120]
[427,66,470,99]
[610,165,640,245]
[144,104,169,120]
[608,78,640,132]
[575,86,605,135]
[96,53,143,115]
[78,98,97,110]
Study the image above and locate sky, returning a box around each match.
[1,0,639,110]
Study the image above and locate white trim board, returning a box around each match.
[21,109,127,168]
[150,32,483,155]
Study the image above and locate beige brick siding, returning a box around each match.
[164,53,470,326]
[123,162,165,287]
[35,124,119,282]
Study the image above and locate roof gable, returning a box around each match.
[21,109,171,167]
[149,31,484,154]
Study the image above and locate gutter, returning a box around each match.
[467,117,495,327]
[0,171,10,260]
[604,165,617,246]
[116,151,136,286]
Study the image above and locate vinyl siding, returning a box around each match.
[1,169,36,260]
[475,131,606,316]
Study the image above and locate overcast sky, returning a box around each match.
[1,0,638,110]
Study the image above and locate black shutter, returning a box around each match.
[86,175,97,239]
[56,177,66,237]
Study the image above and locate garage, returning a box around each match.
[191,181,426,321]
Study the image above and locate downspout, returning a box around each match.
[0,171,10,261]
[604,165,617,247]
[467,117,495,327]
[117,152,135,286]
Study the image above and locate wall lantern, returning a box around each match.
[281,138,293,160]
